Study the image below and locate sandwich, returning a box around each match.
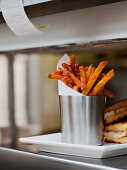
[104,98,127,144]
[104,98,127,124]
[104,122,127,144]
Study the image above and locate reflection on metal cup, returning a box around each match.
[59,96,105,145]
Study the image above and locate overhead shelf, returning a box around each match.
[0,0,126,24]
[0,1,127,52]
[22,0,53,6]
[0,0,53,12]
[0,0,127,52]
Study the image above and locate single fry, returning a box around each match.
[86,64,93,82]
[74,64,80,76]
[69,55,75,69]
[97,89,104,96]
[48,74,64,80]
[62,76,73,84]
[63,68,69,76]
[79,65,86,90]
[68,65,73,73]
[54,69,63,75]
[90,67,96,78]
[69,72,81,88]
[62,63,73,73]
[90,69,115,95]
[73,85,78,91]
[103,88,116,98]
[62,63,69,70]
[89,88,104,96]
[82,61,108,95]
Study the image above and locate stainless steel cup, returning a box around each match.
[59,96,105,145]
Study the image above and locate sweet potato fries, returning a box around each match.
[48,55,115,97]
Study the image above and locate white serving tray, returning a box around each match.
[20,133,127,159]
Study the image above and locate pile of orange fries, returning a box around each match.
[48,55,115,97]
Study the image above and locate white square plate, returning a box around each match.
[20,133,127,158]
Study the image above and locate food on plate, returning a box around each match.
[105,98,127,112]
[104,98,127,124]
[48,55,115,97]
[104,99,127,144]
[104,122,127,144]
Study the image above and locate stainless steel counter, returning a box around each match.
[0,147,127,170]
